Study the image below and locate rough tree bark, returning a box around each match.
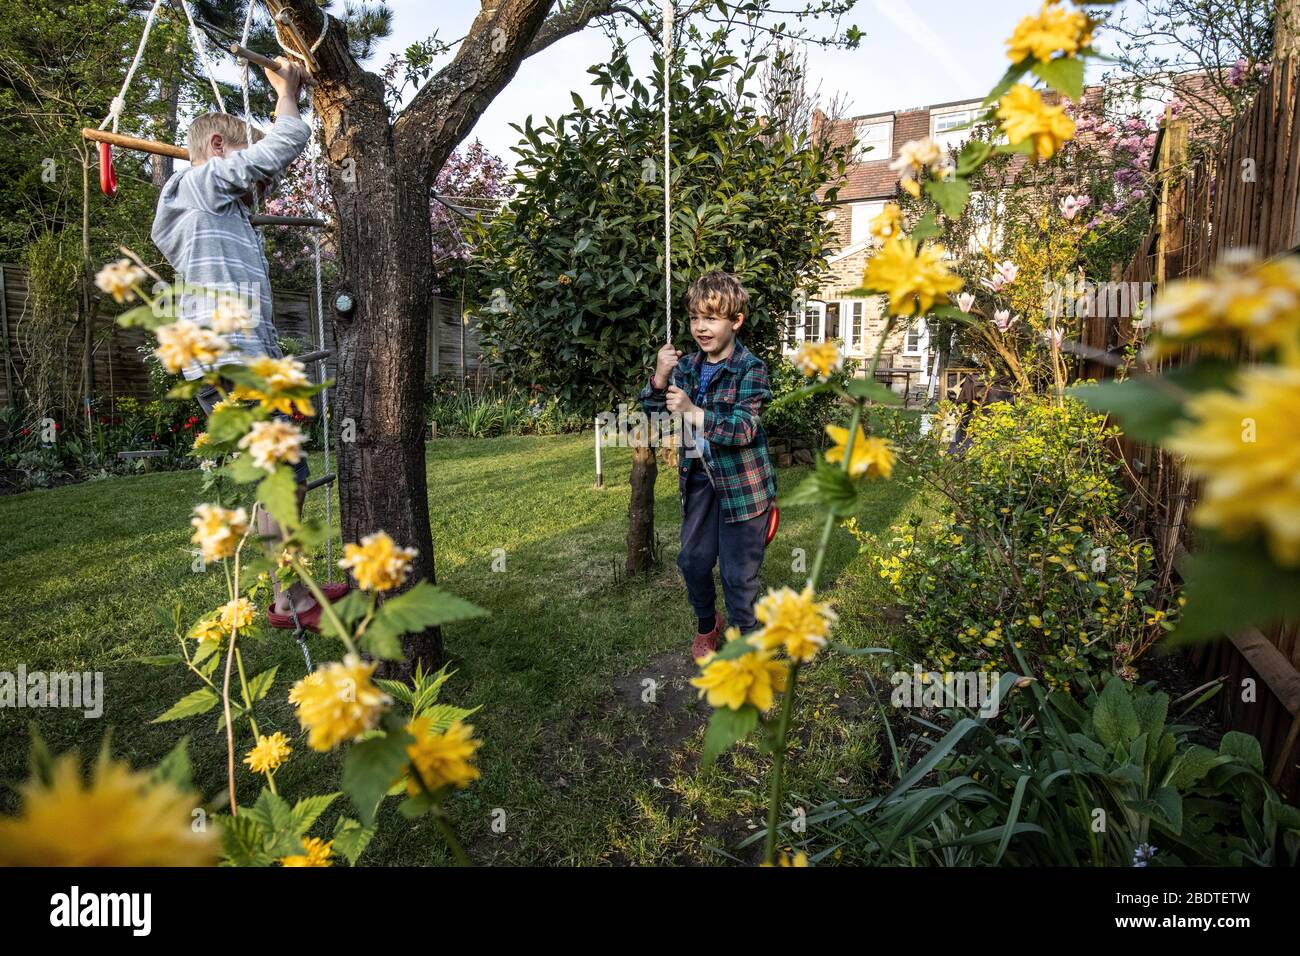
[270,0,622,674]
[626,440,657,573]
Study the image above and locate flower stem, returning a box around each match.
[764,662,801,865]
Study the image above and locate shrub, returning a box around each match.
[865,392,1174,691]
[764,355,859,445]
[796,675,1300,866]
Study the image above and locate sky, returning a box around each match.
[363,0,1134,164]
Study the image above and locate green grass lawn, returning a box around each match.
[0,432,926,865]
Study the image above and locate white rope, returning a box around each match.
[180,0,227,112]
[304,95,334,581]
[100,0,166,132]
[271,7,329,64]
[663,1,674,344]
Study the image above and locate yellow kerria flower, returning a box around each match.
[192,430,212,452]
[154,319,229,374]
[748,585,839,663]
[237,356,316,418]
[0,752,218,866]
[93,258,147,304]
[218,597,256,633]
[237,419,305,472]
[1006,1,1093,63]
[289,655,391,751]
[996,84,1076,160]
[190,618,225,644]
[190,503,249,562]
[279,836,333,867]
[210,294,255,334]
[792,340,844,380]
[1146,252,1300,363]
[863,236,964,317]
[404,718,481,794]
[691,644,789,710]
[825,424,897,479]
[869,202,904,241]
[243,731,293,774]
[339,531,419,592]
[1165,366,1300,565]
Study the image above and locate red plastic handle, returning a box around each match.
[98,141,117,197]
[764,505,780,546]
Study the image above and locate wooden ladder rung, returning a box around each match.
[297,349,333,364]
[249,213,327,228]
[305,473,336,492]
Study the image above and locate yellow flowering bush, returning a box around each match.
[339,531,419,593]
[289,655,392,752]
[863,236,963,317]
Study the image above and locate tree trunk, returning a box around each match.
[151,47,182,189]
[1278,0,1300,61]
[314,74,443,675]
[626,440,658,573]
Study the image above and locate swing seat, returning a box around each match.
[98,142,117,197]
[765,505,779,546]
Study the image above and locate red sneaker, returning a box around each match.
[321,582,350,602]
[691,612,726,661]
[268,600,323,633]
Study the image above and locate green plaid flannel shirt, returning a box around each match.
[638,340,777,524]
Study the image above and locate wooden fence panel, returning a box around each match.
[1091,60,1300,802]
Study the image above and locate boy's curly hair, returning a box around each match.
[185,112,264,162]
[686,271,750,322]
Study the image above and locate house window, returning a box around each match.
[854,119,893,162]
[840,300,867,352]
[931,106,976,153]
[903,318,928,356]
[849,201,885,246]
[786,301,825,348]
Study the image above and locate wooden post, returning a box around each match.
[594,416,603,488]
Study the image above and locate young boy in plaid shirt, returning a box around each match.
[639,272,777,659]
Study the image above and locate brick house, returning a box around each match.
[788,97,993,398]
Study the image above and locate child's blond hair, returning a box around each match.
[185,113,262,162]
[686,271,750,322]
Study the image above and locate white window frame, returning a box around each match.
[839,299,868,354]
[903,318,929,357]
[785,301,825,351]
[849,200,886,246]
[854,118,893,163]
[930,102,980,155]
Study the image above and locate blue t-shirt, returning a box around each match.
[689,360,725,475]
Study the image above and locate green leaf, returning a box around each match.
[331,817,377,866]
[166,380,203,400]
[1170,540,1300,644]
[956,140,993,177]
[246,789,302,856]
[290,793,339,835]
[361,583,489,661]
[150,737,194,791]
[1219,731,1264,772]
[207,404,258,445]
[701,705,759,767]
[246,665,279,703]
[924,177,972,219]
[780,459,858,516]
[1067,378,1183,443]
[218,812,273,867]
[1031,56,1085,101]
[152,686,219,723]
[909,212,940,243]
[257,467,299,532]
[846,378,903,405]
[343,728,415,825]
[1092,679,1139,749]
[224,454,267,484]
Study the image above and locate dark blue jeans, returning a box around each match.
[677,465,770,634]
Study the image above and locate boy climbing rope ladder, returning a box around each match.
[639,272,778,660]
[151,55,346,631]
